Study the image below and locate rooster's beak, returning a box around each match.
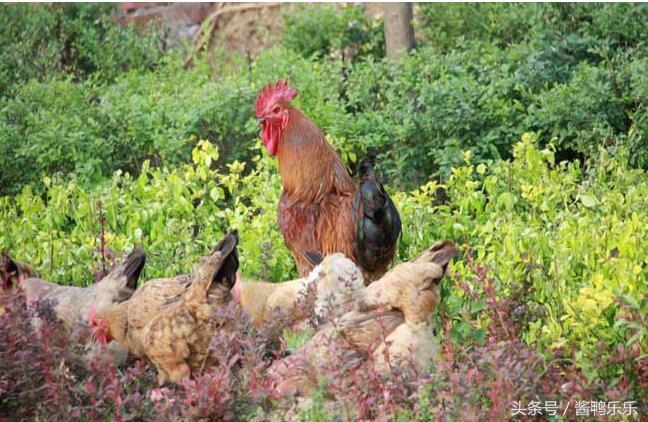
[257,117,265,126]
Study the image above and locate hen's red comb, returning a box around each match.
[255,80,298,118]
[88,307,97,326]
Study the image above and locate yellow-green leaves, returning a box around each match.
[0,134,646,382]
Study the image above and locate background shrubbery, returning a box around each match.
[1,3,646,419]
[3,3,648,195]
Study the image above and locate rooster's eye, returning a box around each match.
[272,106,281,114]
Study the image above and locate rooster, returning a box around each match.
[255,80,402,280]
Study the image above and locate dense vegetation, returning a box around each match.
[1,3,646,419]
[3,3,648,195]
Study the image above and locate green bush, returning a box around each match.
[417,3,648,52]
[627,57,648,168]
[4,4,648,195]
[0,141,294,284]
[395,134,647,381]
[0,63,261,196]
[283,4,384,61]
[527,62,631,158]
[0,3,166,97]
[1,135,646,386]
[0,78,106,193]
[340,48,525,184]
[417,3,543,50]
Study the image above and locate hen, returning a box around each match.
[359,240,459,373]
[268,240,458,396]
[232,252,364,327]
[91,230,239,385]
[1,249,145,367]
[2,248,146,336]
[255,81,402,280]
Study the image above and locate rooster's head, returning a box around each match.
[255,80,298,156]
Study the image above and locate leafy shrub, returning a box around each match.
[0,3,167,97]
[0,64,259,196]
[418,4,648,52]
[0,79,106,193]
[340,46,525,183]
[4,4,648,195]
[283,4,384,61]
[0,141,295,283]
[527,62,631,159]
[2,136,646,392]
[627,57,648,168]
[394,134,647,383]
[417,3,543,50]
[572,3,648,48]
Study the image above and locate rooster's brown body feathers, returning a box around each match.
[276,108,401,280]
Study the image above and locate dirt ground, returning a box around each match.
[116,3,396,58]
[117,3,291,56]
[210,3,288,56]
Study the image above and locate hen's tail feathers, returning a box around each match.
[301,251,324,268]
[192,230,240,300]
[413,240,459,276]
[211,229,240,290]
[1,251,18,290]
[355,159,402,276]
[1,251,36,291]
[122,247,146,291]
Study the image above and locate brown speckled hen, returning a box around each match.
[91,231,239,385]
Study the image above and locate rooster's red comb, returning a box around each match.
[255,80,298,118]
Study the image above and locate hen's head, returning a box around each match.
[255,80,298,156]
[88,307,111,344]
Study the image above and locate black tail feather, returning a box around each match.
[213,230,240,290]
[122,247,146,290]
[355,159,402,276]
[301,250,324,267]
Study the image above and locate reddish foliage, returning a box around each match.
[0,256,645,420]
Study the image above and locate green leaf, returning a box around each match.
[470,299,487,314]
[209,187,221,202]
[579,194,596,208]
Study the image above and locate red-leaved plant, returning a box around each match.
[1,251,645,420]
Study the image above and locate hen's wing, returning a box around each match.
[336,310,405,352]
[127,275,192,331]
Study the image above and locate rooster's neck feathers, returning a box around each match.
[277,108,355,202]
